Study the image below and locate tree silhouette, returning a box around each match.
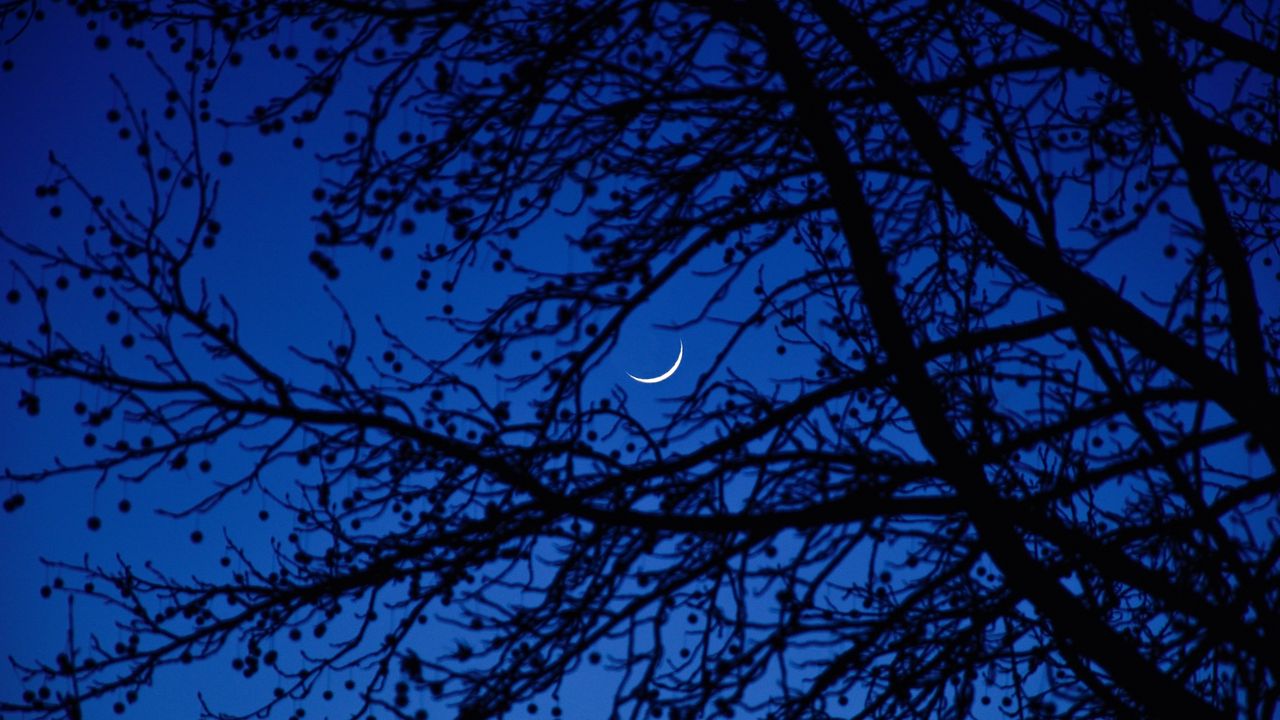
[1,1,1277,719]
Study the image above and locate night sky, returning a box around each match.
[1,2,1277,719]
[0,6,800,717]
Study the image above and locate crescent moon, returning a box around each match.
[626,340,684,384]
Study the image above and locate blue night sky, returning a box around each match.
[1,2,1277,720]
[0,6,807,718]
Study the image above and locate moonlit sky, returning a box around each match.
[1,3,1276,719]
[0,6,812,717]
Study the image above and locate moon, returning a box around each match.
[626,340,684,384]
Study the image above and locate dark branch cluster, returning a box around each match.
[1,1,1278,719]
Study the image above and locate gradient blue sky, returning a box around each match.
[2,2,1276,719]
[0,5,813,718]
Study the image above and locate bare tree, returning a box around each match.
[2,0,1278,718]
